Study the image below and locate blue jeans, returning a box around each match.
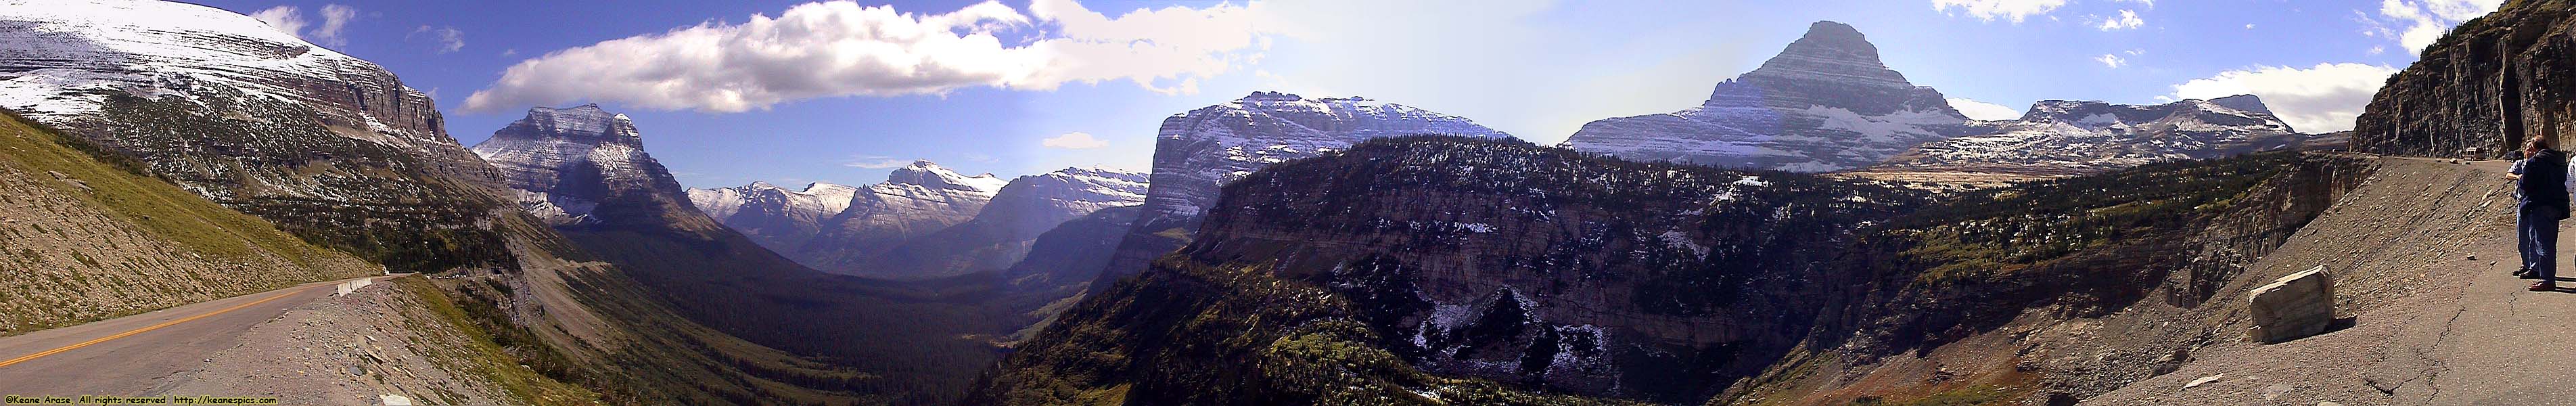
[2522,202,2560,282]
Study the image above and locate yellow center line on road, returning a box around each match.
[0,284,321,369]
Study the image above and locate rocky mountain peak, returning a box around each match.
[1561,21,1975,172]
[1738,20,1906,89]
[1872,95,2299,177]
[472,104,691,226]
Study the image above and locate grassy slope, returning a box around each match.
[0,111,375,332]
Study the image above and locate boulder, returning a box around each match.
[2248,265,2335,344]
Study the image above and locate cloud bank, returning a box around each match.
[461,0,1274,114]
[2167,62,2401,133]
[2366,0,2502,54]
[1932,0,2069,23]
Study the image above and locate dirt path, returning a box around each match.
[2085,157,2576,405]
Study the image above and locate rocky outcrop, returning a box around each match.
[2351,0,2576,158]
[1872,95,2303,177]
[862,166,1147,279]
[1559,21,1982,172]
[1093,91,1511,289]
[791,160,1007,277]
[2247,265,2335,344]
[0,0,511,272]
[687,181,858,254]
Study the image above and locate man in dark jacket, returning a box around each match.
[2511,137,2569,291]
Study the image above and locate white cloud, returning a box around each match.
[2167,62,2402,132]
[411,26,464,54]
[311,4,356,46]
[248,6,306,36]
[247,4,359,47]
[1931,0,2069,23]
[843,155,912,168]
[2119,0,2155,7]
[463,0,1276,114]
[2094,53,2126,68]
[2366,0,2502,54]
[1040,131,1108,149]
[2096,9,2144,30]
[2245,23,2256,29]
[1947,98,2024,121]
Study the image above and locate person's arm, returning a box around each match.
[2512,159,2528,180]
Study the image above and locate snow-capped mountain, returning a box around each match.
[1559,21,1981,172]
[791,160,1009,277]
[472,104,702,229]
[864,166,1148,279]
[0,0,517,271]
[1872,95,2302,177]
[1094,91,1513,286]
[689,181,860,253]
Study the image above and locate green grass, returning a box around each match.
[396,277,603,405]
[0,111,337,265]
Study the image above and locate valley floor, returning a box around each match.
[2084,157,2576,405]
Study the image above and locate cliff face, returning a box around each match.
[1095,92,1511,290]
[2352,0,2576,158]
[976,137,1931,404]
[0,0,511,272]
[687,181,858,252]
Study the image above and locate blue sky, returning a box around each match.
[185,0,2495,188]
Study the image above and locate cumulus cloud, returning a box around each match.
[248,4,359,47]
[2167,62,2401,132]
[2364,0,2502,54]
[2094,53,2126,68]
[1040,131,1108,149]
[461,0,1275,114]
[1947,98,2025,121]
[248,6,306,36]
[411,26,464,54]
[2096,9,2144,30]
[1931,0,2069,23]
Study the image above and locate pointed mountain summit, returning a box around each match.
[1561,21,1979,172]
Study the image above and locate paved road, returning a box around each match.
[0,275,402,397]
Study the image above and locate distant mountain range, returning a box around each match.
[691,163,1148,279]
[1869,95,2306,177]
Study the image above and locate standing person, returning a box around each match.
[2511,137,2570,291]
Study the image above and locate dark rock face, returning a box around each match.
[1561,21,1981,172]
[999,204,1140,292]
[0,0,511,272]
[1093,91,1511,290]
[1874,95,2303,176]
[2352,0,2576,158]
[978,137,1931,404]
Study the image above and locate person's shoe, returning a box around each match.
[2532,281,2556,292]
[2518,269,2537,279]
